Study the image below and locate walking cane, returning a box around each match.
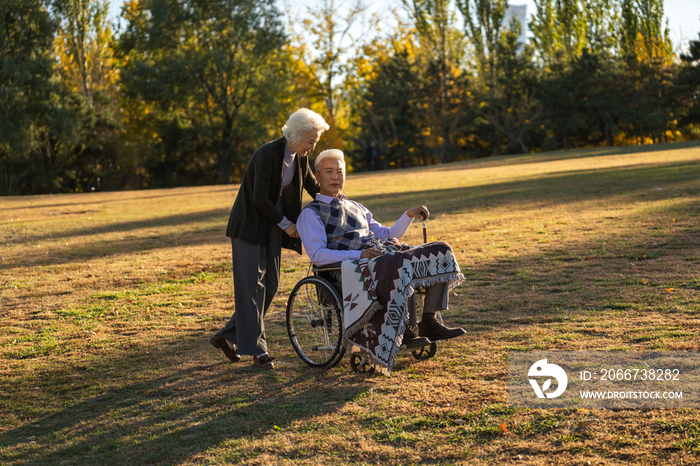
[422,219,427,244]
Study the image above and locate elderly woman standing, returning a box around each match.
[210,108,329,370]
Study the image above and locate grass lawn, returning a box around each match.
[1,141,700,465]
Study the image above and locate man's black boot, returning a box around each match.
[418,313,466,341]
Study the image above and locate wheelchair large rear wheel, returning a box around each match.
[286,276,345,368]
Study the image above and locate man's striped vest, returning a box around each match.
[304,198,375,250]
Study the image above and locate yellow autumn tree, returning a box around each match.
[53,0,118,103]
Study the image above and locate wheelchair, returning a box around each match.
[286,262,440,374]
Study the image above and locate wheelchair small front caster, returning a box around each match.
[411,342,437,360]
[350,354,375,374]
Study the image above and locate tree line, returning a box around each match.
[1,0,699,195]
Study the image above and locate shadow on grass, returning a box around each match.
[6,158,700,272]
[8,208,230,246]
[0,186,237,212]
[352,141,700,178]
[2,211,231,271]
[0,335,368,465]
[355,158,700,220]
[3,215,697,464]
[3,153,700,463]
[423,140,700,174]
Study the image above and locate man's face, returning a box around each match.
[289,131,321,157]
[316,158,345,197]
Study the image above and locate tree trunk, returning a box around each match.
[441,125,451,163]
[488,74,498,156]
[517,138,529,154]
[516,123,530,154]
[220,119,232,185]
[439,18,450,164]
[563,126,571,150]
[489,107,498,156]
[220,153,231,185]
[1,159,9,196]
[605,122,613,147]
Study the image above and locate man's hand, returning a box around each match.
[360,248,382,259]
[406,205,430,220]
[284,223,299,238]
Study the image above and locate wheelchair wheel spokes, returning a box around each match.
[287,276,345,368]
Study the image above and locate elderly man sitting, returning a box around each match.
[297,149,465,373]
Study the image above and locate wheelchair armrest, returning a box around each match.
[312,262,343,273]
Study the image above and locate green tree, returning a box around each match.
[528,0,556,67]
[554,0,587,61]
[677,32,700,131]
[299,0,366,120]
[529,0,618,150]
[529,0,587,67]
[619,0,672,64]
[0,0,59,194]
[576,50,625,147]
[584,0,619,55]
[457,0,507,155]
[619,0,675,144]
[347,34,426,169]
[50,0,122,192]
[286,0,372,153]
[117,0,288,185]
[405,0,465,163]
[26,92,89,193]
[53,0,116,104]
[489,20,541,153]
[561,49,626,147]
[538,60,578,149]
[538,49,627,150]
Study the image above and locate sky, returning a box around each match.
[107,0,700,51]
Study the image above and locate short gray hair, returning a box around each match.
[314,149,345,172]
[282,108,329,145]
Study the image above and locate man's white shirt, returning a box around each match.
[296,193,414,266]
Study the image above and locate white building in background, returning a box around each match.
[504,4,528,46]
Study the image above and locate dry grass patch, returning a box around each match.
[1,141,700,465]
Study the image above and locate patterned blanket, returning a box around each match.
[341,240,464,375]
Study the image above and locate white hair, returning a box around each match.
[281,108,329,145]
[314,149,345,172]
